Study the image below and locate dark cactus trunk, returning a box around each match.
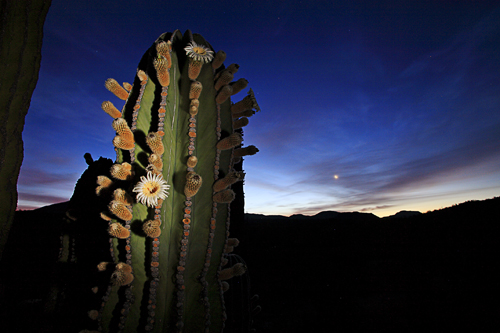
[0,0,52,261]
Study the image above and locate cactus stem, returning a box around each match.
[86,31,261,332]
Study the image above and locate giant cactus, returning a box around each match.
[83,30,260,332]
[0,0,52,261]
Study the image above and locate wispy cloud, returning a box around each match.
[18,193,69,204]
[246,114,500,216]
[20,1,500,216]
[17,168,78,186]
[248,6,500,216]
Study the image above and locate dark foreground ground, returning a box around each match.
[1,197,499,332]
[238,197,500,332]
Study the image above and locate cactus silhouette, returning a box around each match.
[0,0,51,261]
[79,30,260,332]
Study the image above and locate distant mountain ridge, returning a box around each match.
[245,197,500,222]
[246,210,379,222]
[239,195,500,332]
[383,210,422,219]
[25,196,498,222]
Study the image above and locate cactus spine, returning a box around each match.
[85,30,259,332]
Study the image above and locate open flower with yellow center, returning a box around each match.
[132,172,170,207]
[184,42,214,63]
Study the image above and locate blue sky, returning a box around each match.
[18,0,500,217]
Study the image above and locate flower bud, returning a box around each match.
[105,78,129,100]
[101,101,121,118]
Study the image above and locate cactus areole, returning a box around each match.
[87,30,259,332]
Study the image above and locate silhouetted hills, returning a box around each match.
[2,196,500,332]
[22,200,69,214]
[247,208,417,222]
[237,196,500,332]
[383,210,422,219]
[247,210,379,222]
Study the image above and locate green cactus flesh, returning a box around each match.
[90,30,259,332]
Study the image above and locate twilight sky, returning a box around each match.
[17,0,500,217]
